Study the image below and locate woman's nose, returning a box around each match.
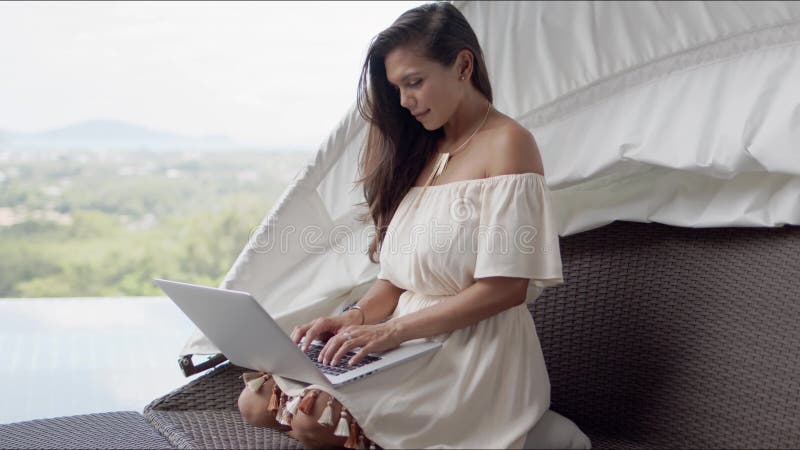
[399,90,414,110]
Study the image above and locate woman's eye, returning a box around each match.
[408,79,421,87]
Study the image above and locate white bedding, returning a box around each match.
[181,0,800,357]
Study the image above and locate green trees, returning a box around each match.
[0,150,308,298]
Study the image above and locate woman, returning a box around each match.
[237,2,565,448]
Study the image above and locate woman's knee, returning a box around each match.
[237,380,282,429]
[289,391,346,449]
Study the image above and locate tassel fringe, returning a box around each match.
[344,414,359,449]
[251,382,381,449]
[285,394,301,415]
[334,409,350,437]
[283,394,301,426]
[241,371,271,393]
[267,384,281,415]
[317,397,334,427]
[276,393,290,426]
[284,395,296,426]
[246,373,271,392]
[298,389,319,415]
[246,376,266,392]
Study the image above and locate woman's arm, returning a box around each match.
[320,277,529,366]
[384,124,543,341]
[324,126,544,362]
[387,277,529,342]
[340,278,405,325]
[293,278,406,352]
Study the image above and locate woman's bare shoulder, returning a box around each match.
[483,115,545,177]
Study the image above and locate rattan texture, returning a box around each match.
[532,221,800,448]
[142,220,800,449]
[144,362,304,449]
[0,411,173,449]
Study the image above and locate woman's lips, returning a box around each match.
[414,109,430,120]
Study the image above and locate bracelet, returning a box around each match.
[348,305,365,325]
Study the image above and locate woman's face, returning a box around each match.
[384,46,465,130]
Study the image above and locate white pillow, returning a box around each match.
[523,409,592,449]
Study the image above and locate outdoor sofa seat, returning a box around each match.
[2,219,798,449]
[140,220,800,449]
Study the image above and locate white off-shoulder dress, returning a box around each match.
[270,172,565,449]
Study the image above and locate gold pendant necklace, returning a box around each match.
[412,102,493,208]
[433,152,450,178]
[433,102,492,182]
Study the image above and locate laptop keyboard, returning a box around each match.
[302,343,383,376]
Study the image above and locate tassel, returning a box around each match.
[334,409,350,437]
[245,376,265,392]
[344,414,359,449]
[267,384,281,415]
[298,389,320,415]
[276,393,290,426]
[317,397,334,427]
[282,394,300,427]
[240,371,263,384]
[245,373,269,392]
[357,432,367,450]
[285,394,301,415]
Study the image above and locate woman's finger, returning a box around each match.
[323,332,351,365]
[330,336,359,366]
[320,325,350,362]
[318,331,337,363]
[302,321,328,352]
[291,324,310,344]
[348,343,373,366]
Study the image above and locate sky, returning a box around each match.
[0,1,428,150]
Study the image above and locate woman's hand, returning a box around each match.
[318,323,402,367]
[290,311,362,352]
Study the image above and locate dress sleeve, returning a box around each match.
[473,174,564,288]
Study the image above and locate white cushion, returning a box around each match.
[523,409,592,449]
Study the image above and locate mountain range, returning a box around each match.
[0,119,261,152]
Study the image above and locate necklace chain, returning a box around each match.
[411,101,493,208]
[443,101,493,158]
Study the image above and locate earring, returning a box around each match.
[460,75,465,80]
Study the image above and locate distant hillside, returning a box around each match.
[0,119,259,152]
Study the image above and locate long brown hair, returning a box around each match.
[356,1,493,263]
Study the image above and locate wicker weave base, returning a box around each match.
[0,411,173,449]
[140,220,800,449]
[532,221,800,449]
[144,354,626,449]
[146,409,304,449]
[144,362,305,449]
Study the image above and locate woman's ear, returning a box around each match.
[458,49,474,79]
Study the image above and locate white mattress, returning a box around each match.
[181,1,800,356]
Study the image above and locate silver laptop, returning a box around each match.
[154,278,442,387]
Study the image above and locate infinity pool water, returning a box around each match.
[0,297,206,424]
